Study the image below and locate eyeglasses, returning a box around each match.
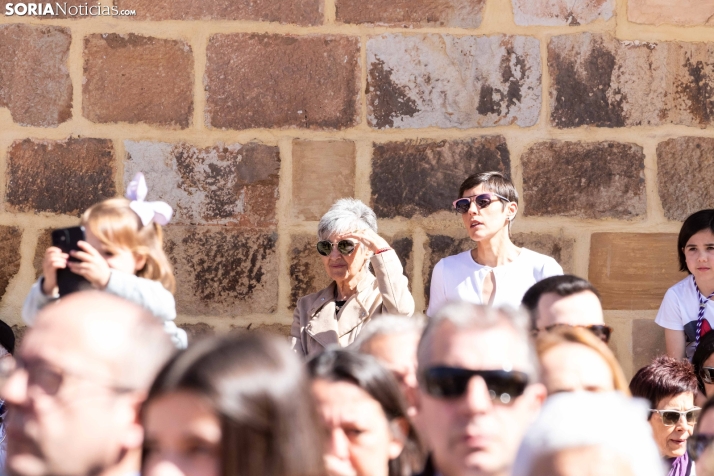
[452,193,509,214]
[542,324,614,344]
[316,240,356,257]
[688,433,714,460]
[649,408,701,426]
[421,366,529,404]
[701,367,714,384]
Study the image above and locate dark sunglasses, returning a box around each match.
[316,240,356,257]
[688,433,714,460]
[452,193,509,214]
[650,408,701,426]
[421,366,529,404]
[542,323,614,343]
[701,367,714,384]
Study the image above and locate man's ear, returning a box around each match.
[388,417,409,460]
[116,390,147,450]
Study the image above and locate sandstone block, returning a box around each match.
[7,138,116,216]
[513,0,613,26]
[628,0,714,26]
[292,140,355,221]
[179,323,216,343]
[165,226,278,316]
[206,34,360,130]
[550,33,714,128]
[0,24,72,127]
[371,137,511,218]
[124,141,280,227]
[336,0,485,28]
[0,227,23,299]
[114,0,322,24]
[367,34,541,129]
[522,141,646,219]
[632,319,666,372]
[83,34,193,128]
[589,233,685,310]
[33,230,53,278]
[10,326,27,348]
[657,137,714,222]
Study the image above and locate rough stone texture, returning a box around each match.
[165,226,279,316]
[550,33,714,128]
[0,227,23,299]
[335,0,485,28]
[423,233,573,304]
[83,34,194,128]
[179,323,216,343]
[0,0,101,19]
[632,319,666,372]
[366,34,541,129]
[589,233,685,310]
[522,141,646,219]
[656,137,714,222]
[206,34,360,130]
[289,233,413,309]
[114,0,323,25]
[33,230,53,278]
[0,24,72,127]
[10,326,27,349]
[371,137,511,218]
[628,0,714,27]
[231,323,292,336]
[124,141,280,227]
[292,140,356,221]
[6,138,116,216]
[513,0,613,26]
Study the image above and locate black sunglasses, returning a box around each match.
[650,408,701,427]
[316,240,356,257]
[689,433,714,460]
[542,324,614,344]
[452,193,509,214]
[701,367,714,385]
[421,366,529,404]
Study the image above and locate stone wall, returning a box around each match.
[0,0,711,376]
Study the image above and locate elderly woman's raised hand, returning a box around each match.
[342,229,391,254]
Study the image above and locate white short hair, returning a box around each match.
[513,392,664,476]
[318,198,377,241]
[351,314,426,352]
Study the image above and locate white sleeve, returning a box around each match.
[426,260,447,318]
[655,287,685,330]
[22,277,58,326]
[540,257,564,279]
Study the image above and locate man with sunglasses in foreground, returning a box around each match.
[0,291,174,476]
[414,301,546,476]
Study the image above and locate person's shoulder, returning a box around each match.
[518,248,561,267]
[437,249,474,268]
[666,275,694,298]
[295,284,334,312]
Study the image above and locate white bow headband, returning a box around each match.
[125,172,173,226]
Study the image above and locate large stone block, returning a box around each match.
[628,0,714,27]
[0,227,22,300]
[6,138,116,216]
[206,34,360,130]
[657,137,714,222]
[335,0,485,28]
[632,319,666,372]
[513,0,613,26]
[114,0,322,24]
[292,140,355,221]
[33,230,53,278]
[0,24,72,127]
[522,141,646,219]
[550,33,714,128]
[124,141,280,227]
[83,34,194,128]
[371,137,511,218]
[367,34,541,129]
[589,233,686,310]
[165,227,279,316]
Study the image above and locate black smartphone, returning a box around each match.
[51,226,91,296]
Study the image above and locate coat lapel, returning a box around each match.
[305,283,340,349]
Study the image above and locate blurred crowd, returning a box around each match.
[0,170,712,476]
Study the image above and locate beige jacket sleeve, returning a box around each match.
[290,297,307,357]
[370,249,415,316]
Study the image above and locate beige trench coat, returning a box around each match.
[290,249,415,357]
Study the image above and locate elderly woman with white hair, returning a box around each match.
[291,199,415,357]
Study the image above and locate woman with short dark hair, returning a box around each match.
[630,356,699,476]
[427,171,562,316]
[142,334,326,476]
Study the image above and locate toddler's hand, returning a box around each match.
[41,247,68,295]
[67,241,111,289]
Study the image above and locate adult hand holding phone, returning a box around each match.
[41,247,69,296]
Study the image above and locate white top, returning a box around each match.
[427,248,563,317]
[655,275,714,345]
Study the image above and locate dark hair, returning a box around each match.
[678,210,714,273]
[693,331,714,394]
[143,334,326,476]
[697,395,714,433]
[307,349,422,476]
[0,319,15,354]
[521,275,601,328]
[629,355,698,414]
[458,171,518,204]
